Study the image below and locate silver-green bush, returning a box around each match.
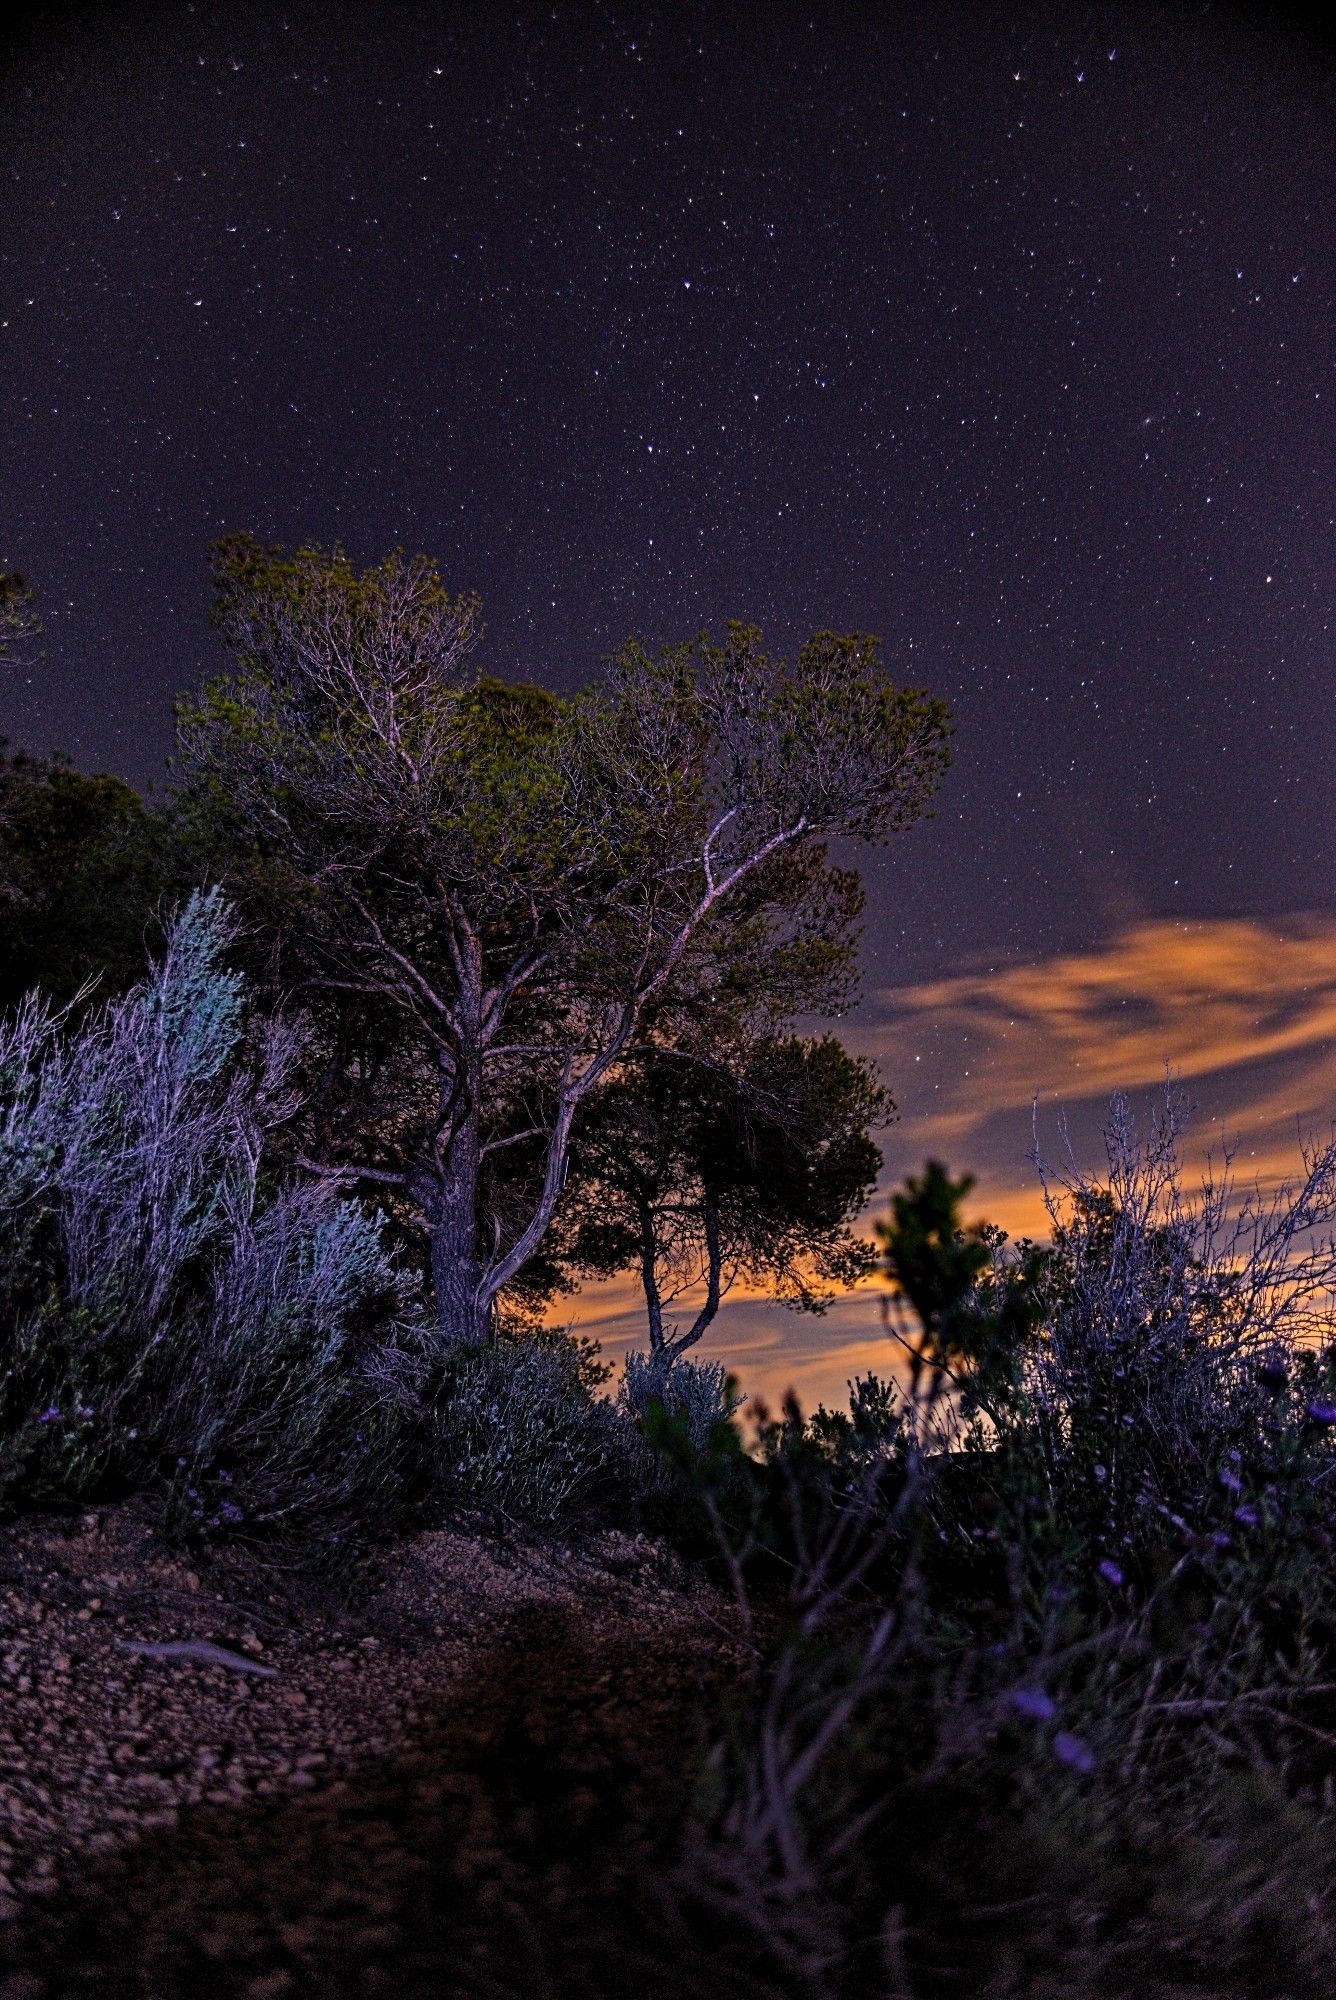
[621,1350,743,1459]
[0,891,418,1548]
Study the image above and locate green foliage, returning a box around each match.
[880,1161,989,1339]
[0,572,40,671]
[553,1032,887,1366]
[174,536,950,1343]
[876,1159,1046,1423]
[0,742,174,1012]
[804,1370,905,1466]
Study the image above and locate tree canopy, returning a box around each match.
[552,1032,889,1371]
[0,573,40,674]
[176,534,952,1344]
[0,742,172,1014]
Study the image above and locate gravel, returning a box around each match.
[0,1503,748,1996]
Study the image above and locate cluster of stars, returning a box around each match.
[0,3,1328,993]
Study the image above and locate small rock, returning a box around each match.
[242,1974,295,1999]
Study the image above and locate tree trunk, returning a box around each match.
[429,1179,486,1346]
[419,912,493,1346]
[638,1195,666,1362]
[664,1186,723,1368]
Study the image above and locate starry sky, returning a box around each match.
[3,1,1333,1402]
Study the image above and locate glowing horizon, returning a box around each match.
[566,909,1336,1411]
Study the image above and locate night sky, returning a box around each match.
[4,2,1333,1401]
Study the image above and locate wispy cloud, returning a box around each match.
[566,914,1336,1412]
[858,912,1336,1234]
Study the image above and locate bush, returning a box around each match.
[1018,1088,1336,1562]
[665,1105,1336,1995]
[0,891,419,1557]
[0,897,699,1550]
[621,1350,743,1459]
[401,1329,637,1528]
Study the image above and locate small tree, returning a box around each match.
[556,1034,888,1375]
[178,537,950,1345]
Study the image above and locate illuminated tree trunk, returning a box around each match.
[423,923,489,1346]
[424,1129,487,1345]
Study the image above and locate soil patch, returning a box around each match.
[0,1505,752,1997]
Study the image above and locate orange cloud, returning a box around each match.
[876,915,1336,1101]
[859,912,1336,1230]
[563,914,1336,1413]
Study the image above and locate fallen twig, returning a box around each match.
[117,1638,279,1679]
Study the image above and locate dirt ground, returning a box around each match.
[0,1503,767,1999]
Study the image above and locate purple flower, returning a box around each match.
[1053,1732,1095,1774]
[1218,1469,1242,1495]
[1304,1401,1336,1426]
[1233,1504,1259,1527]
[1210,1531,1232,1550]
[1097,1559,1124,1587]
[36,1406,60,1424]
[217,1499,244,1524]
[1009,1687,1057,1723]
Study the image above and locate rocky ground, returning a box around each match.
[0,1504,766,1999]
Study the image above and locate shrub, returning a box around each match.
[0,891,419,1556]
[667,1107,1336,1995]
[1021,1088,1336,1557]
[621,1350,743,1459]
[402,1330,636,1527]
